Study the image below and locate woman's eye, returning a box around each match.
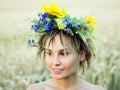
[60,52,65,55]
[60,52,69,56]
[46,52,52,56]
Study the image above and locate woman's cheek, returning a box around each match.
[45,56,53,65]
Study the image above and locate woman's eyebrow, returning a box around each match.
[59,49,69,52]
[44,48,51,51]
[44,48,69,52]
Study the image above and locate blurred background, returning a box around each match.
[0,0,120,90]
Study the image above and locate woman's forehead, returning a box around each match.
[44,34,74,51]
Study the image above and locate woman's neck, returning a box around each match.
[52,73,81,89]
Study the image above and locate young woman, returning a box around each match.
[27,2,105,90]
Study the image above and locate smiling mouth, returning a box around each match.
[53,68,64,74]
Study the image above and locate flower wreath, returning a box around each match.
[28,2,97,50]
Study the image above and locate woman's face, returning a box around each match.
[44,34,81,79]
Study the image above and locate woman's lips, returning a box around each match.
[53,68,64,74]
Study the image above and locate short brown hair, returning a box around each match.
[36,29,95,73]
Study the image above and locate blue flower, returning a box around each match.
[42,20,48,25]
[31,24,40,32]
[45,24,51,32]
[77,24,80,27]
[64,19,69,23]
[28,39,35,44]
[67,23,72,28]
[49,19,54,27]
[45,19,55,32]
[64,28,70,33]
[38,13,48,22]
[41,13,48,20]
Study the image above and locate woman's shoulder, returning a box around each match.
[88,84,105,90]
[81,79,105,90]
[26,82,45,90]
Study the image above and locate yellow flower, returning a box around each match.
[84,16,96,28]
[42,2,67,17]
[56,19,66,29]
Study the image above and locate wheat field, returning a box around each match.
[0,0,120,90]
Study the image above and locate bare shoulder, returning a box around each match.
[81,79,105,90]
[90,85,105,90]
[26,82,45,90]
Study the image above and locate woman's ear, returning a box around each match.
[79,50,86,61]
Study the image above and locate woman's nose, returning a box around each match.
[53,55,61,66]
